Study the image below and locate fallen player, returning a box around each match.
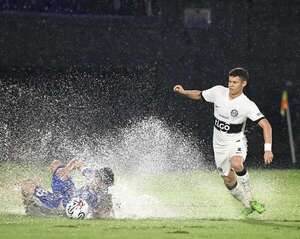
[21,159,114,219]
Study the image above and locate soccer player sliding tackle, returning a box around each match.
[173,67,273,215]
[21,159,114,219]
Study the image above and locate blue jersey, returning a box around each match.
[76,167,109,210]
[33,165,75,208]
[51,166,75,207]
[76,185,98,209]
[76,186,109,209]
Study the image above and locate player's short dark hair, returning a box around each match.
[95,167,114,187]
[229,67,249,81]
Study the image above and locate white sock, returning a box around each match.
[237,171,253,202]
[229,181,250,208]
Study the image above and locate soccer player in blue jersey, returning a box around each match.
[21,160,114,218]
[76,167,114,218]
[21,159,82,216]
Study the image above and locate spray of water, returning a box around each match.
[1,113,212,218]
[96,117,208,218]
[55,116,210,219]
[0,79,209,218]
[0,79,277,220]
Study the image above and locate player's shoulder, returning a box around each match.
[241,93,260,109]
[205,85,226,93]
[212,85,226,91]
[215,85,227,96]
[241,93,255,104]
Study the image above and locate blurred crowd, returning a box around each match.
[0,0,161,16]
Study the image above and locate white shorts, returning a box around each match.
[213,139,247,176]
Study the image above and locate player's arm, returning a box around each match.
[258,118,273,165]
[56,159,84,180]
[173,85,203,101]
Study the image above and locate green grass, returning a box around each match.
[1,163,300,239]
[1,215,300,239]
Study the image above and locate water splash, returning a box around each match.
[1,79,260,220]
[89,117,206,172]
[1,105,210,218]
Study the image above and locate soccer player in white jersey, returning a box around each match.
[173,67,273,215]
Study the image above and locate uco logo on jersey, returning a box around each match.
[214,118,230,132]
[231,109,238,117]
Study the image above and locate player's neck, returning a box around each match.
[229,91,243,100]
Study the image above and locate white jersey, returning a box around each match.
[201,85,264,146]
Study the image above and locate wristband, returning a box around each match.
[264,143,272,152]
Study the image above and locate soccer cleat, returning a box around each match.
[241,207,254,216]
[250,200,266,214]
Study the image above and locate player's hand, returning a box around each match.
[74,160,85,170]
[56,168,68,179]
[264,151,273,165]
[173,85,185,94]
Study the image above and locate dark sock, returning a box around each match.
[236,168,247,176]
[226,181,238,190]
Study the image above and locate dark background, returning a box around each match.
[0,0,299,168]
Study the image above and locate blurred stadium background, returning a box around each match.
[0,0,299,170]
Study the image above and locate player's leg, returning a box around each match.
[230,155,251,204]
[230,154,265,214]
[214,148,251,211]
[235,165,252,201]
[230,140,253,203]
[222,168,251,209]
[20,180,64,217]
[21,179,37,197]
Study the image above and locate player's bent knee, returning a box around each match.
[230,157,244,172]
[232,164,244,172]
[21,179,37,197]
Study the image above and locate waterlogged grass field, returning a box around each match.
[2,215,300,239]
[1,163,300,239]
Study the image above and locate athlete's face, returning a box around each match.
[228,76,247,97]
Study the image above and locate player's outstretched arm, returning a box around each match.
[173,85,202,101]
[56,159,84,180]
[258,118,273,165]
